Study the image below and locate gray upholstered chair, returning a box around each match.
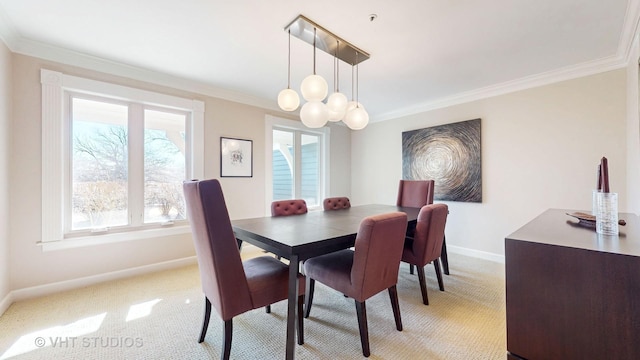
[303,212,408,357]
[183,179,305,360]
[396,179,449,275]
[401,203,448,305]
[323,196,351,210]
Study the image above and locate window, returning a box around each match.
[69,97,130,231]
[142,109,187,224]
[41,69,204,249]
[266,115,329,212]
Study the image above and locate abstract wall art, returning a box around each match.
[402,118,482,202]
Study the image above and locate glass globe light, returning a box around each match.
[344,106,369,130]
[300,74,328,102]
[345,101,365,113]
[277,88,300,111]
[326,92,348,122]
[300,101,329,128]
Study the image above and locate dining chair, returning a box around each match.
[396,179,435,208]
[303,212,408,357]
[183,179,305,360]
[269,199,308,265]
[323,196,351,210]
[271,199,308,216]
[401,203,448,305]
[396,179,450,275]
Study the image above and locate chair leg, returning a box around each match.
[409,263,414,275]
[433,258,445,291]
[198,297,212,343]
[265,305,271,313]
[221,319,232,360]
[355,300,370,357]
[304,278,315,318]
[417,265,429,305]
[441,235,450,275]
[297,294,305,345]
[388,285,403,331]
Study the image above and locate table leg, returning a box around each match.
[285,254,299,360]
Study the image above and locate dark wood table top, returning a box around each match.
[232,203,420,360]
[506,208,640,257]
[232,204,420,260]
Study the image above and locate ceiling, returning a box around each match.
[0,0,637,122]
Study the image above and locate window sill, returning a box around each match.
[39,225,191,252]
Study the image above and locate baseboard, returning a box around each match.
[1,245,502,317]
[0,290,12,317]
[8,256,197,306]
[447,244,505,264]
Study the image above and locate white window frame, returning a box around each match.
[264,115,330,214]
[41,69,204,251]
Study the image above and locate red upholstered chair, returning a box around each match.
[271,199,308,216]
[323,196,351,211]
[396,179,434,208]
[396,179,450,275]
[402,203,448,305]
[270,199,308,264]
[183,179,305,360]
[303,212,408,357]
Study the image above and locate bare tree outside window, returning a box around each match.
[143,109,186,223]
[71,98,187,230]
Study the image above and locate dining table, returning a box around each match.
[231,204,421,360]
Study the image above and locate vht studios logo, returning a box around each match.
[35,336,143,348]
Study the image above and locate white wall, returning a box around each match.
[202,98,351,220]
[351,70,627,258]
[626,33,640,214]
[0,38,11,306]
[7,53,351,292]
[9,55,196,290]
[3,48,630,298]
[327,122,352,197]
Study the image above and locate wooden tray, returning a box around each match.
[566,212,596,228]
[566,212,626,228]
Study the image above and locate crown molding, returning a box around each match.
[374,1,640,123]
[15,35,627,125]
[2,32,280,112]
[619,0,640,63]
[0,4,18,48]
[373,54,628,123]
[1,3,638,123]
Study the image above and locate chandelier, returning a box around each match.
[277,15,370,130]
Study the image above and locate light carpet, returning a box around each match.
[0,251,506,359]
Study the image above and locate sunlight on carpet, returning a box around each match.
[0,250,505,359]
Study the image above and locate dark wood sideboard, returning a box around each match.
[505,208,640,360]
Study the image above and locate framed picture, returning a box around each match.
[220,137,253,177]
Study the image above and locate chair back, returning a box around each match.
[183,179,253,320]
[396,180,435,208]
[351,212,408,301]
[271,199,308,216]
[410,204,449,266]
[323,197,351,211]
